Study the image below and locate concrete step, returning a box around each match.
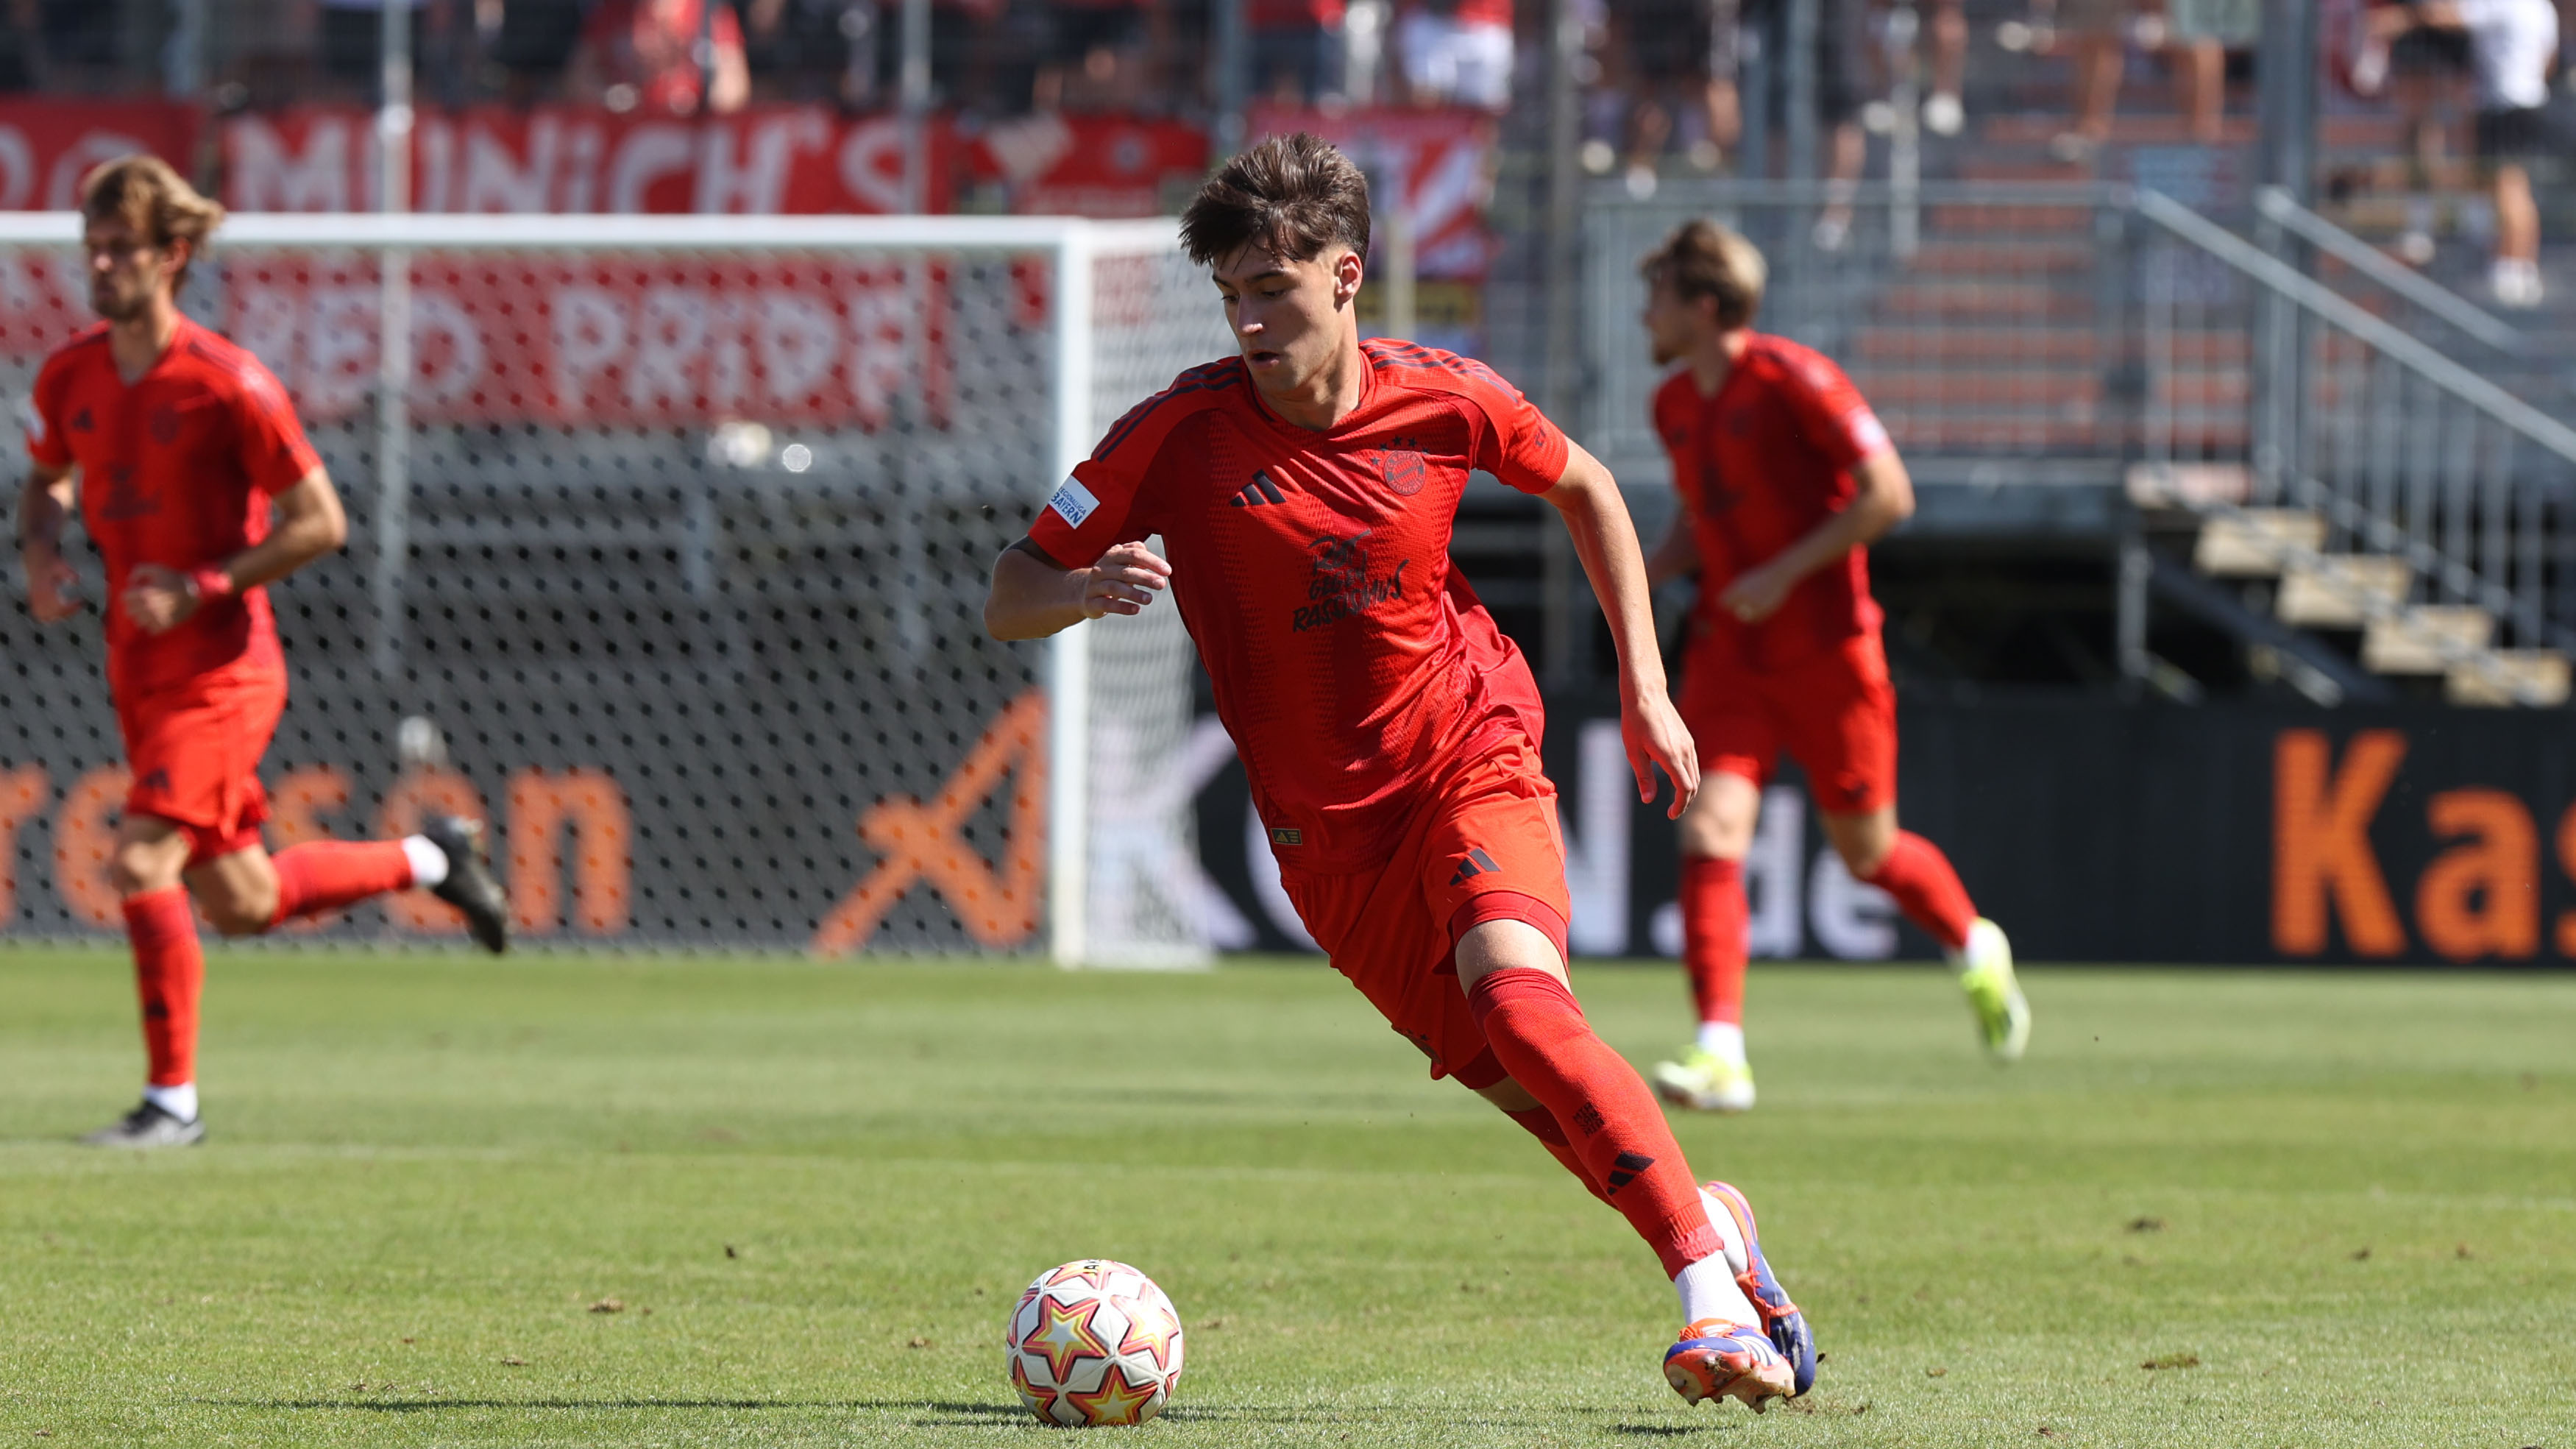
[2447,650,2572,707]
[2127,462,2252,509]
[1976,115,2260,147]
[1853,328,2104,364]
[1901,241,2098,276]
[1881,286,2098,322]
[2362,605,2496,675]
[1849,327,2248,366]
[2277,555,2413,628]
[2193,507,2322,576]
[1928,204,2097,235]
[1845,369,2101,408]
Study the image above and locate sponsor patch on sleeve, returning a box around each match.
[1847,409,1890,458]
[1046,476,1099,529]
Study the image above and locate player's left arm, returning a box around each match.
[1719,447,1914,624]
[123,468,347,634]
[1541,441,1700,820]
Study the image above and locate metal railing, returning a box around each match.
[1580,181,2576,665]
[2137,191,2576,655]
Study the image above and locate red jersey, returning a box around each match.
[579,0,746,114]
[1029,340,1571,873]
[1655,333,1892,673]
[25,316,322,698]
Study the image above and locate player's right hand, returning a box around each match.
[1076,542,1171,619]
[22,548,82,622]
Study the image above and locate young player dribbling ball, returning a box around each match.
[984,135,1814,1411]
[1635,219,2029,1114]
[15,157,510,1148]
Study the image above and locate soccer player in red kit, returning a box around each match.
[984,135,1814,1411]
[1636,219,2029,1115]
[15,157,509,1149]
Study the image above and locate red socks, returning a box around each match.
[1863,831,1978,952]
[1469,968,1723,1278]
[1679,856,1748,1027]
[269,840,416,928]
[124,888,203,1089]
[1502,1106,1611,1207]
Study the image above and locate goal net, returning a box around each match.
[0,213,1230,966]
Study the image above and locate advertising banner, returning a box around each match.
[0,100,199,211]
[223,253,949,428]
[961,113,1208,218]
[9,689,2576,965]
[1193,699,2576,968]
[219,105,948,216]
[1243,104,1498,283]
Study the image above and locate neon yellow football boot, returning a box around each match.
[1951,917,2030,1063]
[1650,1049,1757,1113]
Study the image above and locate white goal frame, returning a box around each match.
[0,209,1208,968]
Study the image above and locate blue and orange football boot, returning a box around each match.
[1703,1179,1817,1397]
[1664,1319,1795,1411]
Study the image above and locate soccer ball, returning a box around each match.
[1005,1259,1186,1426]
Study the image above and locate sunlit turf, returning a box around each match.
[1,944,2571,1447]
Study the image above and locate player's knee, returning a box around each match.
[1839,842,1891,879]
[1677,811,1748,861]
[1472,1075,1544,1114]
[1831,828,1895,879]
[199,886,277,938]
[109,842,181,898]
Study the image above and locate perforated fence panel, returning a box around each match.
[0,219,1230,958]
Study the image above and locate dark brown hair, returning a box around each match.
[1641,219,1767,330]
[1180,133,1371,269]
[82,155,226,284]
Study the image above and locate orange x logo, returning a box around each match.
[811,691,1048,954]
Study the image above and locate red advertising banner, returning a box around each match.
[961,113,1207,218]
[220,105,949,216]
[1244,105,1497,280]
[224,254,951,428]
[0,99,199,210]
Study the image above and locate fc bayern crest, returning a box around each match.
[1382,447,1427,497]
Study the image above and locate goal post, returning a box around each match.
[0,210,1227,966]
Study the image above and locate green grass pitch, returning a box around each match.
[1,946,2571,1447]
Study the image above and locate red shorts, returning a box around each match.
[1276,734,1572,1091]
[1679,631,1896,816]
[116,665,287,867]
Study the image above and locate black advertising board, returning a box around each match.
[1193,698,2576,968]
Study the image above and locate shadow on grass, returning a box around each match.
[212,1398,1722,1433]
[210,1399,1017,1417]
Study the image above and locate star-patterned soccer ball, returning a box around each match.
[1005,1259,1186,1426]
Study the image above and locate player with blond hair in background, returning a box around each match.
[1638,219,2028,1115]
[17,156,509,1148]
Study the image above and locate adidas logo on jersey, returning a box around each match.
[1447,847,1501,887]
[1227,472,1287,508]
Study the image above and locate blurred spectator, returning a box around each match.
[0,0,35,90]
[1397,0,1514,110]
[2164,0,2257,143]
[36,0,123,88]
[2361,0,2561,305]
[1920,0,1966,135]
[1252,0,1346,104]
[744,0,867,102]
[1033,0,1165,112]
[484,0,592,102]
[2046,0,2132,160]
[566,0,751,113]
[1709,0,1870,247]
[1613,0,1729,194]
[319,0,429,99]
[2351,1,2498,265]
